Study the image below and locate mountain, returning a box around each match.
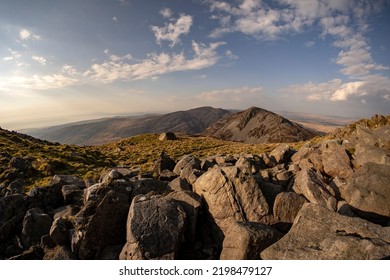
[28,107,231,146]
[204,106,318,143]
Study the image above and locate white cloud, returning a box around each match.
[160,8,173,18]
[113,16,118,22]
[197,86,263,102]
[19,28,40,40]
[225,50,239,60]
[31,55,47,65]
[61,64,78,75]
[151,14,193,47]
[85,41,225,82]
[2,74,78,91]
[3,49,21,61]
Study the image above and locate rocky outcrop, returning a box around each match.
[261,204,390,260]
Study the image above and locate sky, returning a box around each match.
[1,0,390,130]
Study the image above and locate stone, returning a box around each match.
[8,245,43,260]
[77,190,130,259]
[173,155,201,175]
[337,201,356,218]
[158,132,177,141]
[153,152,176,175]
[6,179,25,194]
[165,191,202,247]
[220,221,283,260]
[21,208,52,248]
[235,157,255,174]
[273,192,307,233]
[0,194,27,240]
[261,204,390,260]
[340,162,390,222]
[130,178,169,200]
[322,143,353,179]
[193,166,270,233]
[168,178,192,192]
[158,170,177,181]
[293,169,337,211]
[270,144,295,164]
[61,185,83,205]
[50,217,71,246]
[354,144,390,168]
[101,245,123,260]
[119,195,186,260]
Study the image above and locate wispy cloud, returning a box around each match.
[3,49,21,61]
[31,55,47,65]
[160,8,173,19]
[85,41,225,82]
[19,28,40,40]
[151,13,193,47]
[2,74,78,91]
[197,86,263,102]
[112,16,118,23]
[304,41,315,48]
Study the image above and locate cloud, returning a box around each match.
[61,64,78,75]
[118,0,129,6]
[85,41,225,82]
[160,8,173,18]
[282,75,390,103]
[304,41,315,48]
[31,55,47,65]
[19,28,40,40]
[113,16,118,23]
[151,14,193,47]
[196,86,263,102]
[3,49,21,61]
[225,50,239,60]
[2,74,78,91]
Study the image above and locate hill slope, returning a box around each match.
[30,107,231,145]
[204,107,318,143]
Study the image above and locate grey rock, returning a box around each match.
[168,178,192,192]
[261,203,390,260]
[193,166,270,233]
[322,143,353,179]
[270,144,295,164]
[44,246,77,260]
[0,194,26,240]
[273,192,307,233]
[173,155,201,175]
[21,208,52,248]
[354,144,390,168]
[78,190,130,259]
[153,152,176,175]
[50,217,71,246]
[120,195,186,260]
[61,185,83,205]
[340,162,390,220]
[220,221,283,260]
[158,132,177,141]
[293,169,337,211]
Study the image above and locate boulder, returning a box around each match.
[168,178,192,192]
[0,194,27,240]
[61,185,83,205]
[50,217,71,246]
[44,246,77,260]
[220,221,283,260]
[130,178,169,201]
[77,190,130,259]
[158,132,177,141]
[261,204,390,260]
[269,144,295,164]
[354,144,390,168]
[193,166,269,233]
[293,169,337,211]
[119,195,186,260]
[273,192,307,233]
[173,155,201,175]
[153,152,176,175]
[339,162,390,222]
[21,208,52,248]
[322,143,353,179]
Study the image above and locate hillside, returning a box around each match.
[27,107,231,145]
[204,107,318,143]
[0,114,389,260]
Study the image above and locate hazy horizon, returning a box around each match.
[1,0,390,130]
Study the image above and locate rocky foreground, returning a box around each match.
[0,119,389,260]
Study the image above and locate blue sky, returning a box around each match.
[1,0,390,129]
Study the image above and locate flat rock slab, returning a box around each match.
[261,203,390,260]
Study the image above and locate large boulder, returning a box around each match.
[152,152,176,175]
[354,144,390,168]
[220,221,283,260]
[77,190,130,259]
[173,155,201,176]
[0,194,27,240]
[339,162,390,223]
[158,132,177,141]
[120,195,186,260]
[269,144,295,164]
[273,192,307,233]
[293,169,337,211]
[21,208,52,248]
[322,142,353,179]
[193,166,270,233]
[261,203,390,260]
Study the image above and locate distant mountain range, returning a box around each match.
[21,106,350,146]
